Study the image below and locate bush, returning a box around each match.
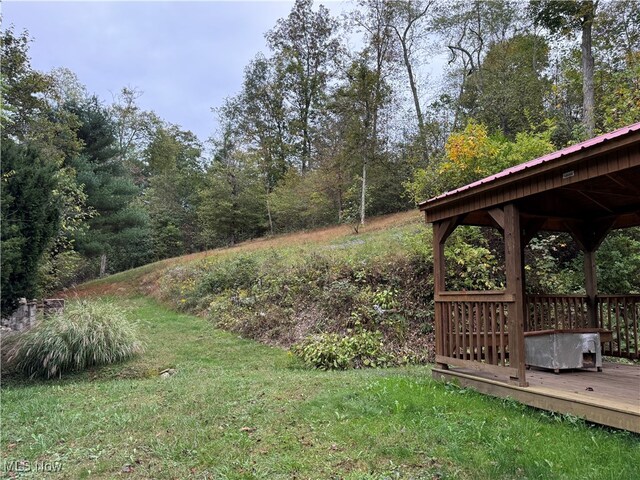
[195,255,259,297]
[7,300,144,378]
[291,330,392,370]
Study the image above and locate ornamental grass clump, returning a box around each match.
[9,300,144,378]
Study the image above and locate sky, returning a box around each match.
[3,1,349,142]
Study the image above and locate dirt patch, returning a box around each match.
[60,281,138,299]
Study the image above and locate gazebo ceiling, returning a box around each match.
[420,122,640,232]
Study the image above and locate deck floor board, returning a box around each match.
[433,362,640,431]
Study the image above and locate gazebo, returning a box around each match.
[419,122,640,432]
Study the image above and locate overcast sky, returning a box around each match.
[4,1,349,142]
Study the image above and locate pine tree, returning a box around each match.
[1,140,60,315]
[69,97,152,276]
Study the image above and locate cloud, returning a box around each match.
[4,1,302,141]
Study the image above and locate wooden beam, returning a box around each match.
[563,218,615,328]
[435,355,517,378]
[435,214,464,245]
[576,190,614,214]
[504,203,528,387]
[607,172,640,196]
[432,222,446,294]
[564,220,589,252]
[487,207,505,230]
[584,250,598,328]
[565,218,615,252]
[589,218,615,251]
[522,217,546,246]
[432,221,447,369]
[560,186,640,200]
[436,291,515,303]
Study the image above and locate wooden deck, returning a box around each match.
[433,362,640,433]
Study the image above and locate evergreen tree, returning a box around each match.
[69,97,152,276]
[1,140,60,315]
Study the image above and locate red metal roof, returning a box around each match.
[419,122,640,207]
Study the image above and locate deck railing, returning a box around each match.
[598,295,639,359]
[526,295,589,331]
[435,292,515,376]
[436,292,639,374]
[525,294,639,359]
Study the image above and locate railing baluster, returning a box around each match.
[624,297,630,357]
[599,298,608,355]
[528,297,533,331]
[448,303,453,357]
[462,302,468,360]
[491,303,497,365]
[608,297,613,355]
[634,299,638,359]
[483,302,489,362]
[475,302,481,362]
[615,300,621,357]
[499,302,505,367]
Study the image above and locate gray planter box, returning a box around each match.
[524,329,602,372]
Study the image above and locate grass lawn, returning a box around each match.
[2,297,639,479]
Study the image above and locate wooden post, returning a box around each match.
[584,250,598,328]
[432,216,462,370]
[503,204,528,387]
[433,221,448,370]
[566,219,612,330]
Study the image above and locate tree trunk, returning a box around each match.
[266,192,274,235]
[99,254,107,278]
[360,160,367,226]
[390,2,432,164]
[581,2,596,138]
[401,39,427,160]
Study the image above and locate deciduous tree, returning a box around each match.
[266,0,340,172]
[530,0,598,138]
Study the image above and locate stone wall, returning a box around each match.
[42,299,65,317]
[1,298,65,331]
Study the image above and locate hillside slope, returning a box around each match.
[70,210,446,364]
[72,210,422,297]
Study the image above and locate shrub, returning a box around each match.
[291,330,392,370]
[195,255,259,297]
[322,280,360,317]
[7,300,144,378]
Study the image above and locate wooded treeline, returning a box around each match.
[2,0,639,315]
